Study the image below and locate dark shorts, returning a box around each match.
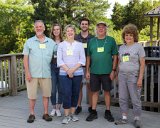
[90,74,112,92]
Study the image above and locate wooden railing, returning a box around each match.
[0,54,25,96]
[0,54,160,111]
[111,57,160,112]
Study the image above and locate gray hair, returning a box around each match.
[64,24,76,33]
[34,20,45,27]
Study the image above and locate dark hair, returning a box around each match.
[50,23,63,42]
[122,23,138,43]
[79,17,90,25]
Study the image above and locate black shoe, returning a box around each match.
[86,110,98,121]
[75,106,82,115]
[104,110,114,122]
[27,114,35,123]
[88,107,92,113]
[42,114,52,122]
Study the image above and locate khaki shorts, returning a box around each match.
[26,78,51,99]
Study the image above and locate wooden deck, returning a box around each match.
[0,90,160,128]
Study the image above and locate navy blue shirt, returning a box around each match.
[75,33,94,56]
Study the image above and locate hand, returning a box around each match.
[137,78,142,89]
[68,74,74,78]
[26,72,32,82]
[67,68,75,76]
[86,72,90,80]
[110,71,116,80]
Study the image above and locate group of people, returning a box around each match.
[23,18,145,128]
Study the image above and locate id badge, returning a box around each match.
[83,43,87,48]
[39,44,46,49]
[97,47,104,52]
[122,55,129,62]
[66,49,73,56]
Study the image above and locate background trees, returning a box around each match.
[111,0,160,44]
[0,0,33,54]
[30,0,110,34]
[0,0,159,54]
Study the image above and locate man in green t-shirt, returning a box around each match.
[86,22,118,122]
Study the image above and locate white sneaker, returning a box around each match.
[56,109,62,117]
[62,116,71,124]
[70,114,79,122]
[50,109,56,116]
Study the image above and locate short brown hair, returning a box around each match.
[122,24,138,43]
[80,17,90,25]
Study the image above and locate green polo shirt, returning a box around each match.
[87,36,118,74]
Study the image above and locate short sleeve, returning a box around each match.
[111,38,118,55]
[22,40,30,55]
[138,44,145,57]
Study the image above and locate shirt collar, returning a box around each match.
[33,35,48,43]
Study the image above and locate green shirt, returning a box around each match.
[87,36,118,74]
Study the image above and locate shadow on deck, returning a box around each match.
[0,90,160,128]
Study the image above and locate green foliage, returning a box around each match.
[30,0,110,35]
[0,0,33,54]
[111,2,125,30]
[111,0,159,30]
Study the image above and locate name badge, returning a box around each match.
[122,55,129,62]
[39,44,46,49]
[97,47,104,52]
[83,43,87,48]
[66,49,73,56]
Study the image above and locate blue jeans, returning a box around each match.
[59,75,82,109]
[50,64,62,106]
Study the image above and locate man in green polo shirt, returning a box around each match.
[86,22,118,122]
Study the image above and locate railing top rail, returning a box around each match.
[0,53,22,57]
[145,57,160,61]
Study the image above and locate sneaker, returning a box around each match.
[50,109,56,116]
[86,110,98,121]
[104,110,114,122]
[88,107,92,113]
[70,114,79,122]
[56,109,62,117]
[134,120,142,128]
[27,114,35,123]
[75,106,82,115]
[62,116,71,124]
[115,118,127,125]
[42,114,52,122]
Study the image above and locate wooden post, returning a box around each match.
[10,55,17,96]
[157,17,160,41]
[150,17,153,46]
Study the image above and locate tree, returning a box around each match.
[111,0,155,31]
[111,2,125,30]
[0,0,33,54]
[30,0,110,35]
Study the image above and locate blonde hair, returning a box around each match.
[64,24,76,33]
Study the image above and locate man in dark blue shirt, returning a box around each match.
[75,18,94,115]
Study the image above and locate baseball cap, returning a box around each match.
[96,21,107,27]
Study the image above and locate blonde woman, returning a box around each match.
[57,24,86,124]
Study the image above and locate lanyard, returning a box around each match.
[96,37,108,48]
